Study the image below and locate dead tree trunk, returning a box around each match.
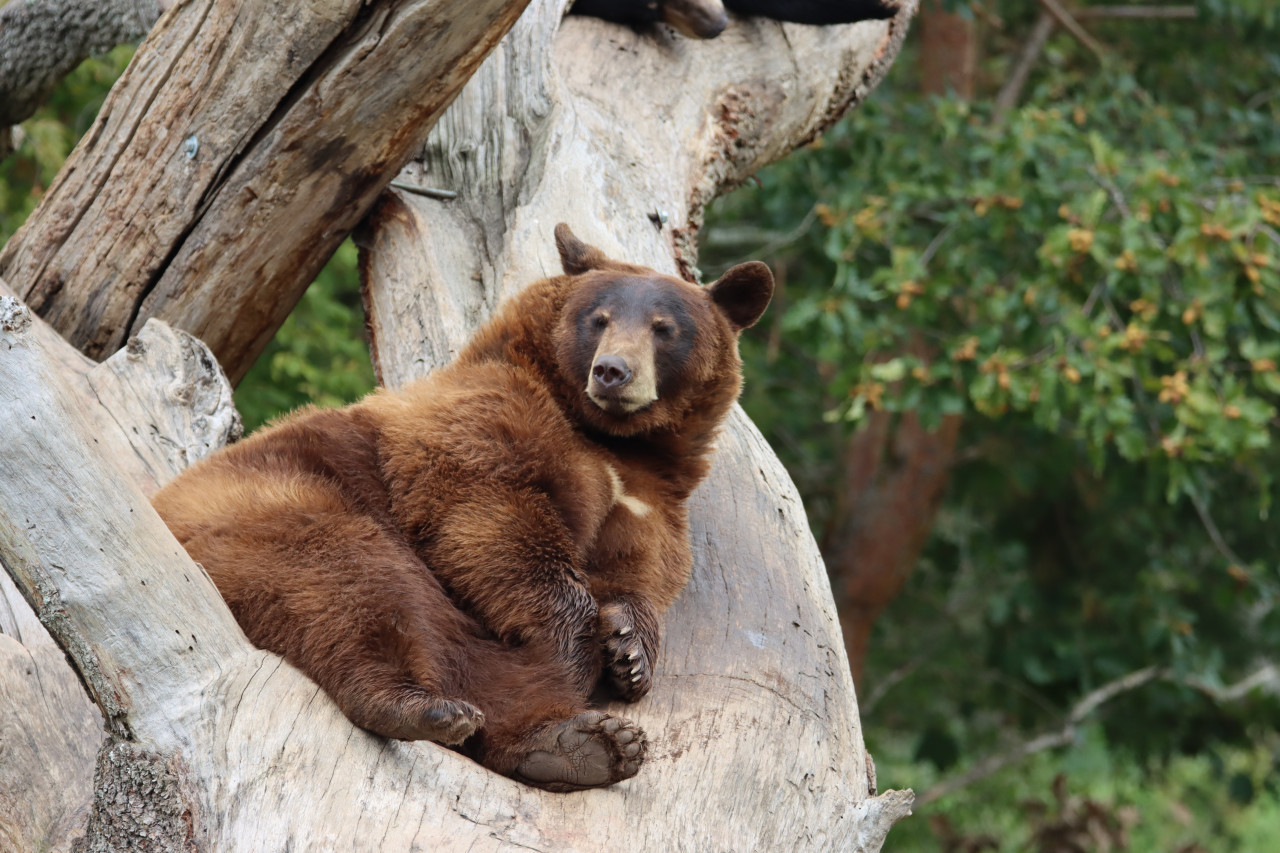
[357,0,918,845]
[1,0,918,849]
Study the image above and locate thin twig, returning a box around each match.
[1038,0,1108,60]
[861,657,923,715]
[994,12,1056,121]
[1087,165,1135,224]
[1187,664,1279,702]
[1075,5,1197,19]
[1081,280,1105,318]
[1070,665,1162,722]
[1187,489,1248,569]
[920,222,958,268]
[919,667,1158,805]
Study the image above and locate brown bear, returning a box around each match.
[152,224,773,791]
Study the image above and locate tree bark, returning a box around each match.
[1,0,920,848]
[823,410,961,685]
[0,0,530,384]
[0,0,165,127]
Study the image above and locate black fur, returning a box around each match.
[569,0,898,38]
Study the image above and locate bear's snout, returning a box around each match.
[592,355,633,390]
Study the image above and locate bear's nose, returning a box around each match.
[592,355,633,389]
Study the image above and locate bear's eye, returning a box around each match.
[593,314,609,329]
[653,321,675,339]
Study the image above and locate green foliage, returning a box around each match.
[1,45,136,243]
[723,80,1280,507]
[705,5,1280,848]
[879,726,1280,852]
[234,238,375,433]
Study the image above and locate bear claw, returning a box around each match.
[394,695,485,745]
[599,605,652,702]
[514,711,647,792]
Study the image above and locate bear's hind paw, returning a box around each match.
[514,711,647,792]
[387,693,485,745]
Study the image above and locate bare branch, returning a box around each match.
[1075,5,1197,19]
[994,12,1055,120]
[1187,489,1249,570]
[1038,0,1108,60]
[920,661,1278,806]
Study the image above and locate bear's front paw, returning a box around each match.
[598,601,654,702]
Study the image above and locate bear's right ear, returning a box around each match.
[708,261,774,331]
[555,223,607,276]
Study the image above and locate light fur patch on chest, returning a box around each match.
[604,464,651,517]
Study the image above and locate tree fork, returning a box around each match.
[358,0,920,846]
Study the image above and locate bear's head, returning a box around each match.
[551,224,772,438]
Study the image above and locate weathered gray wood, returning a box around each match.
[358,2,919,849]
[0,631,100,853]
[0,0,529,384]
[0,278,239,852]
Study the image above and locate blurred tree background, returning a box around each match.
[3,2,1278,849]
[700,1,1280,849]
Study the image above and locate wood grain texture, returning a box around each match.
[0,0,530,384]
[358,1,920,849]
[0,279,238,852]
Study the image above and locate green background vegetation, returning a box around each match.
[3,2,1278,849]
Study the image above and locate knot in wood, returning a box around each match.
[0,295,32,337]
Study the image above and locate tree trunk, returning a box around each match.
[823,409,962,685]
[918,0,976,97]
[1,0,919,848]
[358,0,917,846]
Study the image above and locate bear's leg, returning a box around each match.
[188,499,487,745]
[456,646,648,791]
[426,489,602,692]
[321,647,486,744]
[291,554,492,744]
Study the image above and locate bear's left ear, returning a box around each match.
[555,223,608,275]
[708,261,774,331]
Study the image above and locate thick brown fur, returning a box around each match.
[152,225,772,791]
